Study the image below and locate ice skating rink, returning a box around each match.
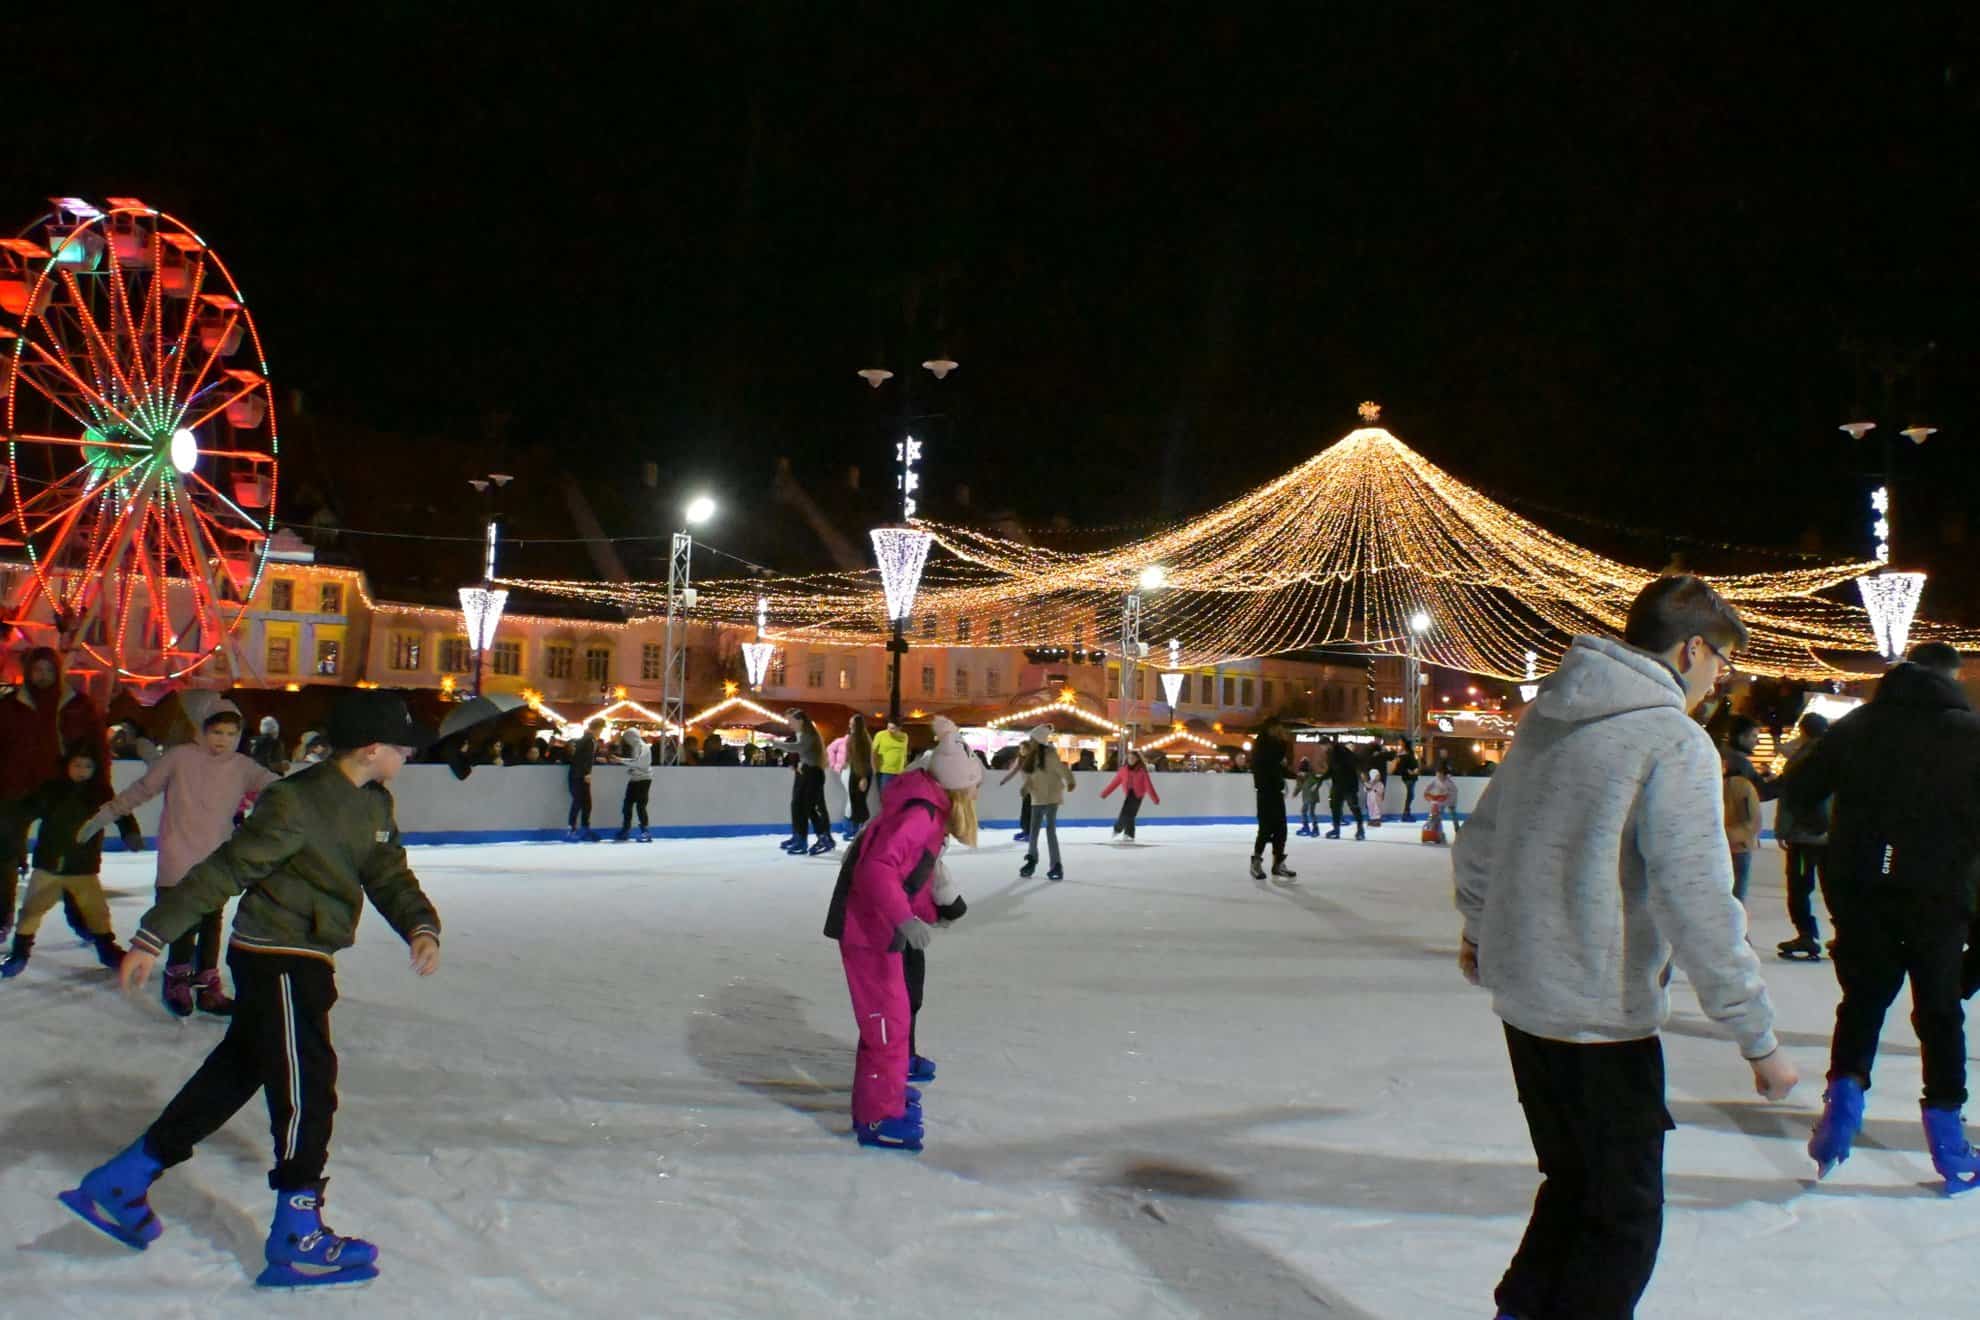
[1,825,1972,1318]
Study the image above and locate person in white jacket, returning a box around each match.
[1453,575,1798,1320]
[613,729,654,843]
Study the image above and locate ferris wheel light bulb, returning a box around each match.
[169,428,197,473]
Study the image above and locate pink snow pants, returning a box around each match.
[840,944,911,1126]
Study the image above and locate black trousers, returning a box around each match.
[147,949,339,1191]
[1400,777,1417,817]
[791,766,831,841]
[1018,792,1032,835]
[1252,786,1286,861]
[621,779,651,832]
[1783,843,1825,942]
[1826,873,1970,1107]
[568,779,593,830]
[1496,1025,1672,1320]
[903,945,926,1057]
[848,775,871,830]
[0,818,25,927]
[1328,783,1365,832]
[166,908,225,972]
[1113,791,1143,838]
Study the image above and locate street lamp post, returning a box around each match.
[1119,565,1166,762]
[1842,418,1939,663]
[658,495,715,765]
[861,357,954,724]
[460,472,514,697]
[1406,610,1431,741]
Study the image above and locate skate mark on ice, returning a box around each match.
[686,981,852,1135]
[1663,1013,1920,1061]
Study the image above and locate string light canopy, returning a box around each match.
[502,424,1980,681]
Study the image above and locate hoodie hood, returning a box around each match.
[890,766,954,817]
[1531,635,1689,725]
[1873,661,1973,714]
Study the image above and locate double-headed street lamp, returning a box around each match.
[1842,418,1939,662]
[459,471,514,697]
[658,493,716,765]
[862,358,955,724]
[1118,564,1167,760]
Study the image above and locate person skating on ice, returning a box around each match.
[998,727,1045,843]
[1247,717,1295,882]
[1763,712,1832,961]
[1363,765,1386,829]
[565,719,604,842]
[1294,757,1324,836]
[1455,576,1794,1320]
[1323,737,1365,840]
[871,718,911,803]
[1016,726,1074,880]
[772,709,834,855]
[613,727,653,842]
[1100,747,1160,843]
[822,714,981,1152]
[60,690,445,1288]
[1779,641,1980,1194]
[1420,766,1455,844]
[83,698,278,1018]
[1,743,126,977]
[1394,737,1421,821]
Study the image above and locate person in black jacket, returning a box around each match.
[1782,642,1980,1194]
[566,720,603,842]
[1765,712,1832,960]
[1247,719,1295,882]
[1394,738,1421,821]
[1,744,126,976]
[1324,738,1367,841]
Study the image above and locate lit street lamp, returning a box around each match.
[1119,565,1167,761]
[1405,610,1431,739]
[861,357,956,723]
[658,493,715,764]
[460,472,514,697]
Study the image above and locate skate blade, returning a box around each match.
[256,1260,380,1288]
[1942,1172,1980,1198]
[56,1188,157,1250]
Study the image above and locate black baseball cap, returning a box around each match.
[325,690,436,752]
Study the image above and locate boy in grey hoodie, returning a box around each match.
[1454,575,1797,1320]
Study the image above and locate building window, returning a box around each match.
[583,647,611,683]
[920,665,936,695]
[546,643,574,679]
[389,632,422,671]
[641,644,662,680]
[956,617,972,644]
[806,659,824,689]
[319,582,343,615]
[1241,678,1255,708]
[987,619,1003,645]
[1262,679,1275,709]
[1223,676,1237,707]
[986,666,1001,694]
[315,639,340,676]
[954,668,970,697]
[491,641,522,676]
[920,614,935,641]
[769,650,787,686]
[1176,673,1191,703]
[269,579,293,612]
[266,636,292,675]
[440,637,473,674]
[838,661,856,691]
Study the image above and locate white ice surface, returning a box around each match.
[1,826,1973,1318]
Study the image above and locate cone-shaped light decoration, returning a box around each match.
[871,527,934,622]
[1160,671,1185,709]
[741,642,776,689]
[459,587,509,651]
[1857,572,1927,661]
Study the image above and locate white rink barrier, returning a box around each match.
[94,762,1781,846]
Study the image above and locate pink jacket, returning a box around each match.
[1100,763,1159,804]
[832,769,949,949]
[100,744,280,888]
[826,736,848,773]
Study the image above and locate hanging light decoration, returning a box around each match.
[870,526,933,623]
[1518,650,1541,703]
[458,586,508,653]
[1159,671,1185,709]
[1857,571,1927,661]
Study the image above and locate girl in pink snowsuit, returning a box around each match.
[822,718,981,1152]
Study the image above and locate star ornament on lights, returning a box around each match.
[1357,400,1383,422]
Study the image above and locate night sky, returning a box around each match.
[9,8,1978,579]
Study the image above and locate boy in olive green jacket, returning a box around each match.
[59,691,443,1289]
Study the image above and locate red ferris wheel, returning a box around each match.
[0,197,278,685]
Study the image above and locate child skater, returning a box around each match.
[82,698,278,1018]
[1421,766,1456,844]
[1295,757,1324,836]
[1363,765,1386,828]
[59,690,444,1288]
[1,743,126,977]
[823,715,981,1152]
[1100,746,1160,843]
[906,856,969,1087]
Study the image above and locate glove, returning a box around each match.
[74,810,111,844]
[895,918,936,951]
[936,896,968,926]
[117,819,145,852]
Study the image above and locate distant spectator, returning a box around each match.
[247,715,287,774]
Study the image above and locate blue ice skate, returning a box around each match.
[807,835,836,856]
[1922,1106,1980,1197]
[1808,1076,1865,1179]
[256,1182,379,1288]
[856,1113,924,1153]
[907,1054,936,1084]
[58,1138,164,1249]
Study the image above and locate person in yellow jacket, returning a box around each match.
[872,720,911,804]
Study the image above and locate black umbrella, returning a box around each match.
[436,694,529,779]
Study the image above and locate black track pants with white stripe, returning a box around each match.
[147,948,340,1191]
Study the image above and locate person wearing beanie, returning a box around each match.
[0,742,126,978]
[1100,747,1161,843]
[61,689,447,1288]
[84,698,279,1018]
[824,715,981,1152]
[247,714,288,774]
[1017,726,1075,880]
[997,723,1053,843]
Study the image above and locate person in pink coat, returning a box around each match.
[822,716,981,1152]
[83,697,278,1018]
[1101,748,1161,843]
